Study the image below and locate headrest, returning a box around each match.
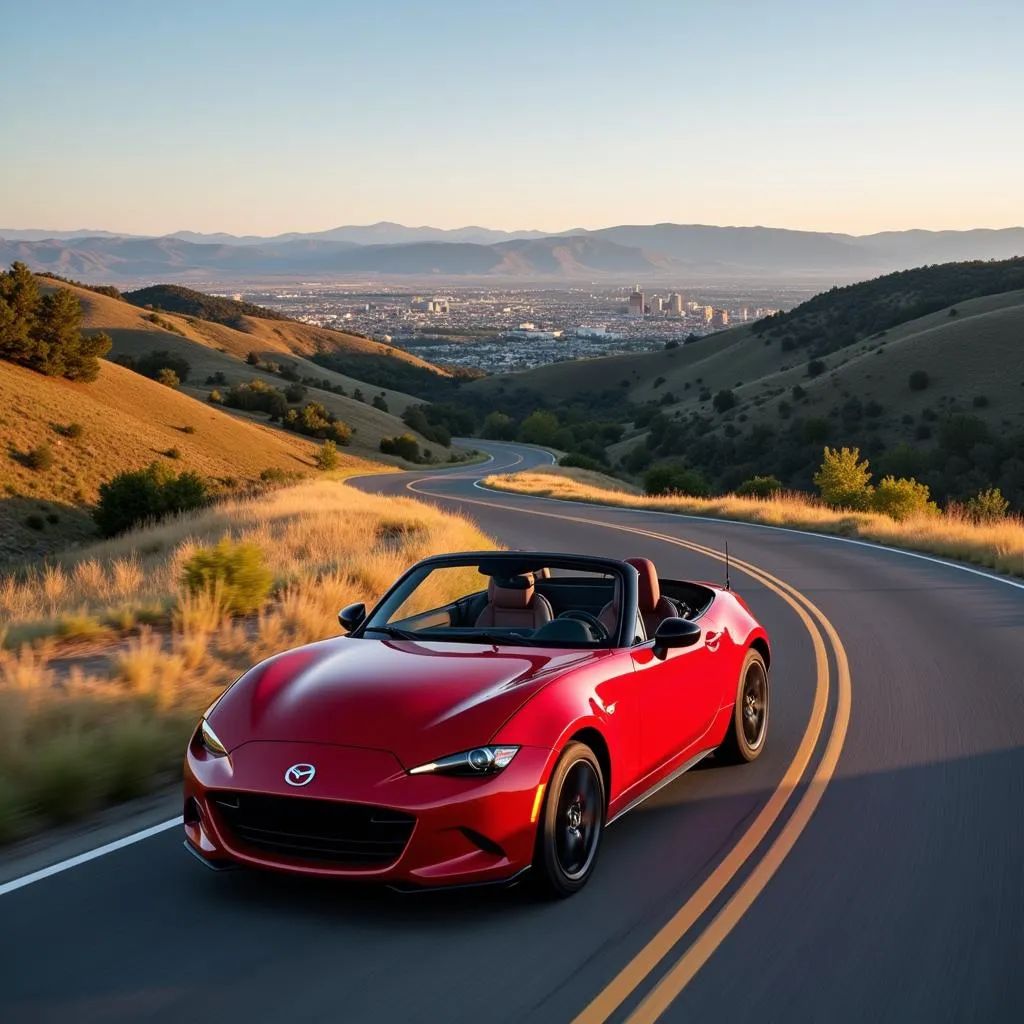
[488,574,535,609]
[626,557,661,612]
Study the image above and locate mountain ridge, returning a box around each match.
[3,224,1022,284]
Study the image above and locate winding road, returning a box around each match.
[2,441,1023,1023]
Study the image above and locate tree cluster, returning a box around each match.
[0,262,111,381]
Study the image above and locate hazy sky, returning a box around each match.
[2,0,1021,236]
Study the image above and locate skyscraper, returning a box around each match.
[628,285,645,318]
[667,292,684,316]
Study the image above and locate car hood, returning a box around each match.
[209,636,599,769]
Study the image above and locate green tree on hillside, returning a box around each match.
[871,475,936,520]
[518,410,560,446]
[0,262,111,381]
[814,446,874,509]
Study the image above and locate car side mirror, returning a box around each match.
[338,602,366,632]
[652,617,701,659]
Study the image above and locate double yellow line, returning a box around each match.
[402,478,852,1022]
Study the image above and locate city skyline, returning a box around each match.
[3,0,1022,236]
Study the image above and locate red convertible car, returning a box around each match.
[184,551,770,896]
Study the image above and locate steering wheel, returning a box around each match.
[556,609,610,641]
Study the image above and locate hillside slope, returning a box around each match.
[0,359,380,563]
[38,281,463,462]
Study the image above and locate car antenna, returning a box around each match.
[724,542,731,590]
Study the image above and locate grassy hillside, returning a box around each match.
[0,358,381,563]
[39,280,467,462]
[464,265,1024,510]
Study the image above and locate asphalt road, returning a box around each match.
[2,441,1023,1023]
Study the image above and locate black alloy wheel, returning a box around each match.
[534,741,605,897]
[716,648,770,765]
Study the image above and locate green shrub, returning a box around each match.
[559,453,607,472]
[284,383,306,403]
[380,433,421,462]
[481,411,517,440]
[372,394,389,412]
[181,539,273,615]
[712,389,737,413]
[208,389,223,404]
[965,487,1010,522]
[157,368,180,388]
[736,475,783,499]
[178,424,197,434]
[908,370,930,391]
[644,464,711,498]
[24,513,45,530]
[972,395,990,408]
[871,476,937,520]
[53,422,84,439]
[806,358,826,378]
[132,350,191,384]
[327,420,353,446]
[246,351,261,365]
[46,512,59,524]
[163,447,182,460]
[814,446,873,509]
[518,410,560,446]
[94,462,208,537]
[24,443,54,470]
[316,440,340,470]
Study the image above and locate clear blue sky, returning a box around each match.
[2,0,1021,236]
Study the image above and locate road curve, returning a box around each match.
[2,442,1023,1023]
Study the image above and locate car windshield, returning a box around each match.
[360,556,624,648]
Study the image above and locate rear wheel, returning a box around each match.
[716,648,769,764]
[533,742,605,898]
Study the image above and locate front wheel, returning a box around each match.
[533,742,605,898]
[716,649,769,764]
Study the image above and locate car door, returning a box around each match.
[631,617,724,776]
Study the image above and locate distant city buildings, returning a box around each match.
[576,325,621,340]
[628,285,645,319]
[502,322,563,341]
[245,282,799,375]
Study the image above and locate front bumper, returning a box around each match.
[184,739,554,887]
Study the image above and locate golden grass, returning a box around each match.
[0,356,386,563]
[485,468,1024,578]
[0,478,496,842]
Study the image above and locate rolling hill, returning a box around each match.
[0,358,381,563]
[467,259,1024,508]
[33,280,463,465]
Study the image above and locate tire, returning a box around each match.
[533,741,606,898]
[716,648,769,765]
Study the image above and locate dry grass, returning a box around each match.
[0,356,385,563]
[58,278,462,458]
[485,468,1024,578]
[0,478,496,842]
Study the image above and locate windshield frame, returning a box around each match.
[352,551,639,649]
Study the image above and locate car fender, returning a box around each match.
[490,650,641,805]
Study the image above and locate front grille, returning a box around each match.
[210,791,415,868]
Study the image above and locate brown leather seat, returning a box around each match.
[475,575,554,629]
[598,557,677,638]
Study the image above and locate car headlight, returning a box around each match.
[408,745,519,776]
[198,719,228,758]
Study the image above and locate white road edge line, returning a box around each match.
[469,475,1024,593]
[0,817,183,898]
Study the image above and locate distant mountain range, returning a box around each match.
[2,222,1022,284]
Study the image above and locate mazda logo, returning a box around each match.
[284,763,316,787]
